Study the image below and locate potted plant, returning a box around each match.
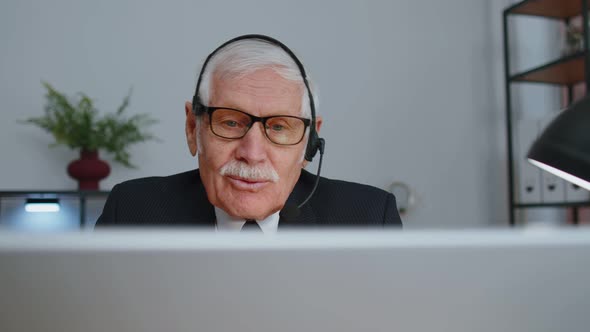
[21,82,159,190]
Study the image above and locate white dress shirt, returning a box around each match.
[214,207,279,234]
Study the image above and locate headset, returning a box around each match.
[191,34,324,162]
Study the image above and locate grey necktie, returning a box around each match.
[241,219,262,232]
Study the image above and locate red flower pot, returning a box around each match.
[67,150,110,190]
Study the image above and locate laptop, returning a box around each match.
[1,228,589,332]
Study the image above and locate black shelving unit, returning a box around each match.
[0,191,110,227]
[503,0,590,226]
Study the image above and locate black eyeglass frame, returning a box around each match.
[198,104,311,146]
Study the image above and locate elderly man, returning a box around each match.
[96,35,402,231]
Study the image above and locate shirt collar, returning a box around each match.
[214,207,279,234]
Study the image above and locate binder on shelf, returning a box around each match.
[516,118,542,204]
[540,170,567,203]
[565,181,590,203]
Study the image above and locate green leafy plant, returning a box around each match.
[21,82,159,168]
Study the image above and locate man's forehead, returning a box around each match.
[214,68,301,90]
[210,69,303,113]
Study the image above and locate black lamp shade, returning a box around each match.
[527,95,590,191]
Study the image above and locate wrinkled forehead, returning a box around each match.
[214,67,302,95]
[211,68,303,114]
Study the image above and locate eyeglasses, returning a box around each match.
[198,105,311,145]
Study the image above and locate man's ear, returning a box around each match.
[185,101,198,156]
[315,115,323,134]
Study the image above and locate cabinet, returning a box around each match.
[503,0,590,225]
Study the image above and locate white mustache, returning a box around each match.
[219,160,280,183]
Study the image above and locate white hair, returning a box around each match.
[198,38,318,118]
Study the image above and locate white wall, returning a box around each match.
[0,0,505,228]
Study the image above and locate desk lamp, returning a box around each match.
[528,95,590,191]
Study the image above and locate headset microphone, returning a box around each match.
[279,137,325,223]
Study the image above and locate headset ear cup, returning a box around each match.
[305,130,320,162]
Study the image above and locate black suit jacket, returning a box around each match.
[96,169,402,228]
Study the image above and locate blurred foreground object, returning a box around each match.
[1,229,590,332]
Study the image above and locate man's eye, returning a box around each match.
[270,124,285,131]
[223,120,239,127]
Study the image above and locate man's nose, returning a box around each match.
[235,122,268,163]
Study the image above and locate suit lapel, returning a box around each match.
[191,207,216,227]
[183,170,216,228]
[277,202,317,229]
